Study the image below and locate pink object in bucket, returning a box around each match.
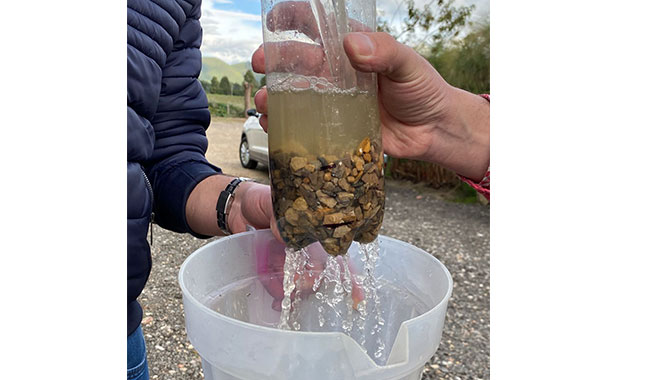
[254,233,364,311]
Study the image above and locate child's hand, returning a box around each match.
[255,237,364,312]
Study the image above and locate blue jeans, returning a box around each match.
[127,325,150,380]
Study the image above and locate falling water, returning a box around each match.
[277,247,305,330]
[277,239,386,362]
[359,240,385,359]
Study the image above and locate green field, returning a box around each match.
[206,93,254,109]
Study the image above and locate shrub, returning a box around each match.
[208,102,245,118]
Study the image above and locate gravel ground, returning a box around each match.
[381,182,490,380]
[139,118,490,379]
[203,117,270,184]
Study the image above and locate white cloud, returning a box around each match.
[200,7,263,64]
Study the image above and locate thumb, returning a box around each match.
[343,32,425,83]
[239,183,273,229]
[242,183,284,242]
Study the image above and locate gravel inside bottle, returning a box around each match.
[270,136,385,256]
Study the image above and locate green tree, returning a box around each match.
[377,0,486,93]
[232,83,244,96]
[428,21,490,94]
[200,80,210,93]
[219,76,231,95]
[378,0,474,53]
[210,76,220,94]
[259,75,266,87]
[243,69,258,90]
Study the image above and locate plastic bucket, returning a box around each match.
[179,230,452,380]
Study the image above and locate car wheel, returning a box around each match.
[239,137,258,169]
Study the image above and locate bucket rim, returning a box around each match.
[178,229,453,343]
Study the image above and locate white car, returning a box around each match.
[239,109,269,169]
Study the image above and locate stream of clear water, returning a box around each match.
[277,240,386,361]
[209,237,431,366]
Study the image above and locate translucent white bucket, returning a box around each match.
[179,230,452,380]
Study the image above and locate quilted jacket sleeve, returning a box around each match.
[144,2,221,237]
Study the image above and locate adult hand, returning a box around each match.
[251,2,489,181]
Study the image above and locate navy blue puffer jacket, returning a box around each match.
[127,0,219,336]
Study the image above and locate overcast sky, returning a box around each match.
[200,0,490,64]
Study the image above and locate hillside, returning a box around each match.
[200,57,244,83]
[232,61,264,82]
[200,57,264,84]
[230,61,249,74]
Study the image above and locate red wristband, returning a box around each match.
[459,169,490,201]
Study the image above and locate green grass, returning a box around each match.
[206,94,254,110]
[451,182,479,204]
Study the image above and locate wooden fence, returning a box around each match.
[386,157,461,188]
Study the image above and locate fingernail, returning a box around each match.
[347,33,375,58]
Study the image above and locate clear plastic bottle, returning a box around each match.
[262,0,383,255]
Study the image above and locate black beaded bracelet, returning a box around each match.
[216,178,245,235]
